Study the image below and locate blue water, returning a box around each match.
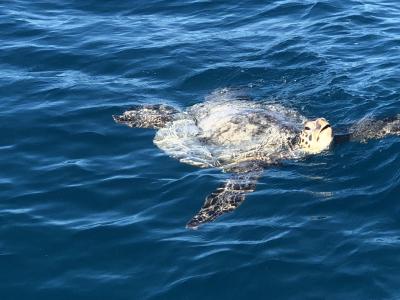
[1,0,400,299]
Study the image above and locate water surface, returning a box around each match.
[1,0,400,299]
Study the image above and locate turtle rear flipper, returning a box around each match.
[113,104,179,129]
[186,163,263,229]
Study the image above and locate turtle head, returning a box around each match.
[299,118,333,154]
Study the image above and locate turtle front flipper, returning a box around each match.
[350,115,400,142]
[113,104,179,129]
[186,164,263,229]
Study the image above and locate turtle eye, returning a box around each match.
[304,126,311,130]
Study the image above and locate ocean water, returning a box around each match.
[1,0,400,299]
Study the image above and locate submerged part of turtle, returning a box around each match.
[114,89,400,229]
[154,93,308,169]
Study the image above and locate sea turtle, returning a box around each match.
[113,90,400,229]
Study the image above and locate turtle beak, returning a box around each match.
[320,124,331,133]
[316,118,331,134]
